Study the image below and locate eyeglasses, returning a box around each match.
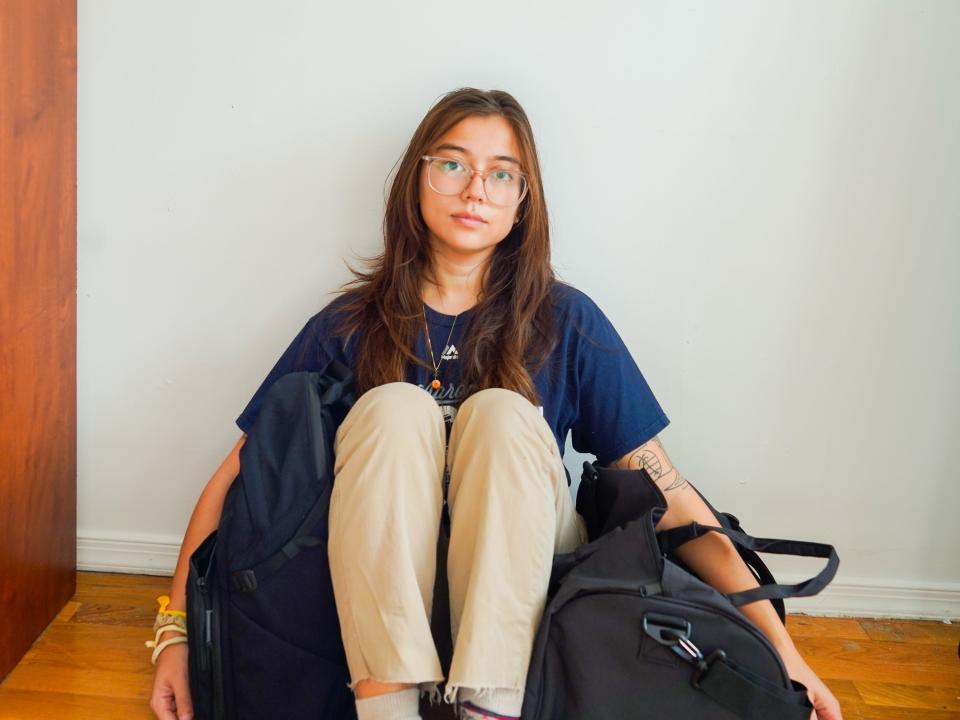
[421,155,529,208]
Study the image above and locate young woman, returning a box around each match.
[150,88,842,720]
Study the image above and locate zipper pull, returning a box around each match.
[204,609,214,648]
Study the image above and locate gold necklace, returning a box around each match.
[422,304,460,390]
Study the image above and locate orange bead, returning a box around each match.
[431,378,441,389]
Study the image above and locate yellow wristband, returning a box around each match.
[156,595,187,618]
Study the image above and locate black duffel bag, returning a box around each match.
[521,462,839,720]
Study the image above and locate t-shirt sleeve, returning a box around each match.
[567,290,670,466]
[235,312,332,434]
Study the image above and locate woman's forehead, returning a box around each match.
[431,116,521,165]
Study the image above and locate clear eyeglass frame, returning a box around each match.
[421,155,529,208]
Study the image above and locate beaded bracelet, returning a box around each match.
[152,595,187,633]
[146,595,188,664]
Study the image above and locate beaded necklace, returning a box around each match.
[422,304,460,390]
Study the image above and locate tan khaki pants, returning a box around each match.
[327,382,587,710]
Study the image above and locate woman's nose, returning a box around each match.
[462,172,487,202]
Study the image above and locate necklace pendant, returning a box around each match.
[431,378,441,390]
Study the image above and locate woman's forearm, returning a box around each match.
[611,437,798,655]
[668,521,796,654]
[164,435,246,612]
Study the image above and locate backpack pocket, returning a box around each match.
[227,601,355,720]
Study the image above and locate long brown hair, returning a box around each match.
[332,88,558,403]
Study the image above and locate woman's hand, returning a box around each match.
[150,641,193,720]
[781,646,843,720]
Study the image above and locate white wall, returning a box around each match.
[78,1,960,617]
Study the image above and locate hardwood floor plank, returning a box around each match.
[826,679,868,716]
[2,623,154,703]
[1,659,152,702]
[71,571,171,608]
[55,601,80,623]
[844,708,960,720]
[793,635,960,688]
[73,602,157,627]
[860,618,960,646]
[856,681,960,712]
[787,614,872,640]
[14,622,154,673]
[0,688,154,720]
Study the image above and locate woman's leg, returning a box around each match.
[441,388,588,714]
[328,382,447,707]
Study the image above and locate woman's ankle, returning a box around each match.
[355,678,417,699]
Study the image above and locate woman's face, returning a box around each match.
[418,114,523,262]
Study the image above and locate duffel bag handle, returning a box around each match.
[657,522,839,606]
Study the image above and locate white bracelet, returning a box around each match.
[146,624,188,665]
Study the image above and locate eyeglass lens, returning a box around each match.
[427,158,526,207]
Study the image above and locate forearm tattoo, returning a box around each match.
[623,437,689,493]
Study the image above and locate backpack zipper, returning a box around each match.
[197,566,226,719]
[196,576,210,673]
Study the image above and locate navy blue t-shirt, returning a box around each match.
[236,282,669,469]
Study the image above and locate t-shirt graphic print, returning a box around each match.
[410,305,477,445]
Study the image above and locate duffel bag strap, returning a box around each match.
[720,513,787,623]
[657,522,839,605]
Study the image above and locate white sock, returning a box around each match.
[355,687,422,720]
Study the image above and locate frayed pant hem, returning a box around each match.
[345,677,445,704]
[420,680,443,706]
[443,683,525,714]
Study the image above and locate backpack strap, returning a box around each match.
[231,491,329,592]
[231,363,357,593]
[657,522,839,605]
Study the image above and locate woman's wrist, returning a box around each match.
[772,633,803,663]
[147,595,189,665]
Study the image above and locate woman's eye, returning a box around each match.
[440,160,464,173]
[492,170,514,183]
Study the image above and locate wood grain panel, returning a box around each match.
[0,0,78,681]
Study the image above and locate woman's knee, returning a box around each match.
[337,382,443,444]
[456,387,538,433]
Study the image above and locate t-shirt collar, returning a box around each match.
[422,302,475,328]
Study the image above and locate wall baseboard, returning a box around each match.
[783,578,960,620]
[77,535,180,577]
[76,536,960,620]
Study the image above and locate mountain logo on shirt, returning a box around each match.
[440,344,459,361]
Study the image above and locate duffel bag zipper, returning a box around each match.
[532,587,788,719]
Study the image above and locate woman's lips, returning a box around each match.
[451,214,486,228]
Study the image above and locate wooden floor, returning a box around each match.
[0,573,957,719]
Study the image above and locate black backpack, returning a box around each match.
[520,462,839,719]
[187,364,358,720]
